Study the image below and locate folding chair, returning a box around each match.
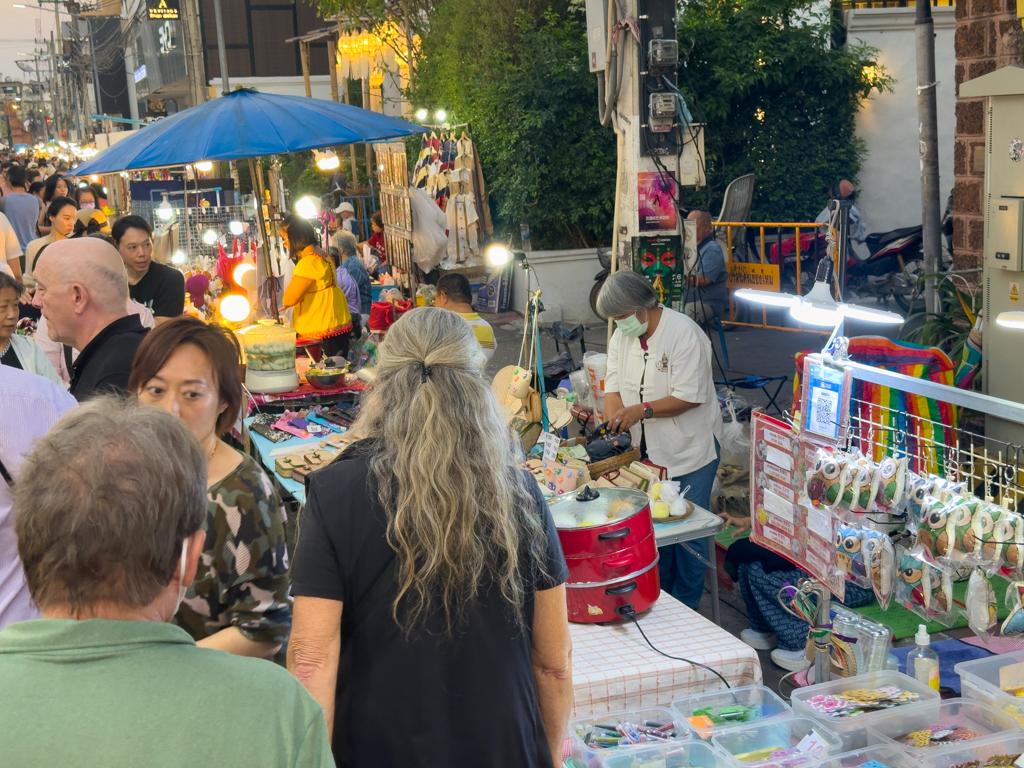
[552,322,586,368]
[716,375,789,416]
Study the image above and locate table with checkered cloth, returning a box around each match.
[570,591,761,716]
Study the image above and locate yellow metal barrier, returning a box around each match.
[714,221,836,334]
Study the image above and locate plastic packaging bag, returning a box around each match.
[806,448,845,508]
[863,529,895,610]
[408,186,449,272]
[568,369,594,411]
[966,567,998,642]
[839,453,874,513]
[915,496,953,559]
[719,400,750,471]
[870,455,907,514]
[582,352,607,422]
[835,521,870,584]
[895,545,954,626]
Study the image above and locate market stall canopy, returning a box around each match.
[72,88,426,175]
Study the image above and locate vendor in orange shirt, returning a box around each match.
[280,214,352,358]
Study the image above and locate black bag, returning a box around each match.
[585,422,632,461]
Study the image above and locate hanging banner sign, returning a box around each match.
[726,262,780,291]
[148,0,179,21]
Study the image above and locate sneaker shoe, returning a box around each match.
[771,647,810,672]
[740,629,777,650]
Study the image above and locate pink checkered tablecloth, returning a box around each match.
[570,591,761,716]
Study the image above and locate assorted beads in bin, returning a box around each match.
[671,685,793,740]
[567,707,694,767]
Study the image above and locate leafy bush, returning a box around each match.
[676,0,892,221]
[410,1,616,249]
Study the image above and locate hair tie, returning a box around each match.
[419,362,433,383]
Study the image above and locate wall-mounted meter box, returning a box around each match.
[585,0,608,72]
[988,197,1024,271]
[648,39,678,70]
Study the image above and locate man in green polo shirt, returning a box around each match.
[0,398,334,768]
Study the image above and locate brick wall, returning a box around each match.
[954,0,1024,273]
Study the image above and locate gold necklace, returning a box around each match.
[206,437,219,462]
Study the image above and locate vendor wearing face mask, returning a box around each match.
[597,270,723,612]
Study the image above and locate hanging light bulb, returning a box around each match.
[295,196,319,219]
[415,108,428,120]
[435,109,447,121]
[314,150,340,171]
[220,294,252,323]
[194,161,213,173]
[157,195,174,221]
[202,229,218,245]
[229,220,244,235]
[233,262,257,290]
[171,250,186,265]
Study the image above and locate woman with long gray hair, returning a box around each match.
[287,307,572,768]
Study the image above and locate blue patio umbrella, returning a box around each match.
[12,143,31,150]
[72,88,425,175]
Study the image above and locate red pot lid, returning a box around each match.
[548,487,649,529]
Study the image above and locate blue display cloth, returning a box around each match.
[890,638,992,694]
[243,415,315,505]
[73,89,426,174]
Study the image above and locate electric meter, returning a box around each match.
[648,92,677,133]
[648,39,678,69]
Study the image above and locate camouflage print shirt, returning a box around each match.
[174,452,292,647]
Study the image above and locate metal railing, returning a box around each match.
[715,220,834,333]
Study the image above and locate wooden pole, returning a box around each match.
[248,157,280,319]
[342,76,360,192]
[327,38,340,103]
[362,77,373,187]
[300,41,312,98]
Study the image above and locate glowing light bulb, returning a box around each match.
[171,250,186,265]
[233,262,256,290]
[220,294,251,323]
[435,110,447,121]
[229,220,244,235]
[415,108,428,120]
[314,150,340,171]
[157,199,173,221]
[295,196,318,219]
[487,244,512,266]
[202,229,218,245]
[195,161,213,173]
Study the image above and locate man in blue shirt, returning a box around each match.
[2,166,42,254]
[685,209,728,324]
[332,230,372,321]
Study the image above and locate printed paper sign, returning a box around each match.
[539,432,560,461]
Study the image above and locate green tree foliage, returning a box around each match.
[677,0,892,221]
[410,0,616,249]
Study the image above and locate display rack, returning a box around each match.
[372,140,414,290]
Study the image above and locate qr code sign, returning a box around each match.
[808,387,839,438]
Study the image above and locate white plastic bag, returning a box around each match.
[408,186,448,272]
[719,400,750,470]
[582,352,607,422]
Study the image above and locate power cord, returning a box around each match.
[617,605,732,689]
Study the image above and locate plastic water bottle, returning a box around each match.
[906,624,940,691]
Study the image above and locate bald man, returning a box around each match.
[32,238,149,400]
[684,209,728,324]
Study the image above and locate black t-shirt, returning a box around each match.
[129,261,185,319]
[291,442,569,768]
[70,314,149,401]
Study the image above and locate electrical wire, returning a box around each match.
[620,607,732,689]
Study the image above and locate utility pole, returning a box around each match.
[212,0,229,94]
[180,0,207,106]
[916,0,941,314]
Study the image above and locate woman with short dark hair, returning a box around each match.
[24,196,76,290]
[35,174,69,236]
[281,214,352,358]
[129,316,291,660]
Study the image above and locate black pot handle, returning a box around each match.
[598,527,630,541]
[605,581,638,596]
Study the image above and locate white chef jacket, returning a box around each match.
[605,305,723,478]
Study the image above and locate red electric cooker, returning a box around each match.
[549,486,660,623]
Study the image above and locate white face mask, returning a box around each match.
[173,540,189,614]
[80,201,96,209]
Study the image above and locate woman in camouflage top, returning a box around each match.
[130,317,291,658]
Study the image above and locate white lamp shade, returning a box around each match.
[841,304,905,325]
[733,288,795,308]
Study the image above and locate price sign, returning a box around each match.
[539,432,561,462]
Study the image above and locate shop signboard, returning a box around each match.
[726,262,780,291]
[147,0,179,20]
[632,235,683,311]
[637,171,678,232]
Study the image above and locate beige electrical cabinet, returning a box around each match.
[960,67,1024,447]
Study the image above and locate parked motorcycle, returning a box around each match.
[769,225,933,312]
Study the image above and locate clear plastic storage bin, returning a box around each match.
[578,739,737,768]
[811,744,921,768]
[568,706,694,767]
[789,669,942,750]
[915,732,1024,767]
[955,649,1024,728]
[671,685,793,740]
[710,715,842,767]
[864,699,1020,758]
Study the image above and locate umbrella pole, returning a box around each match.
[248,156,280,319]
